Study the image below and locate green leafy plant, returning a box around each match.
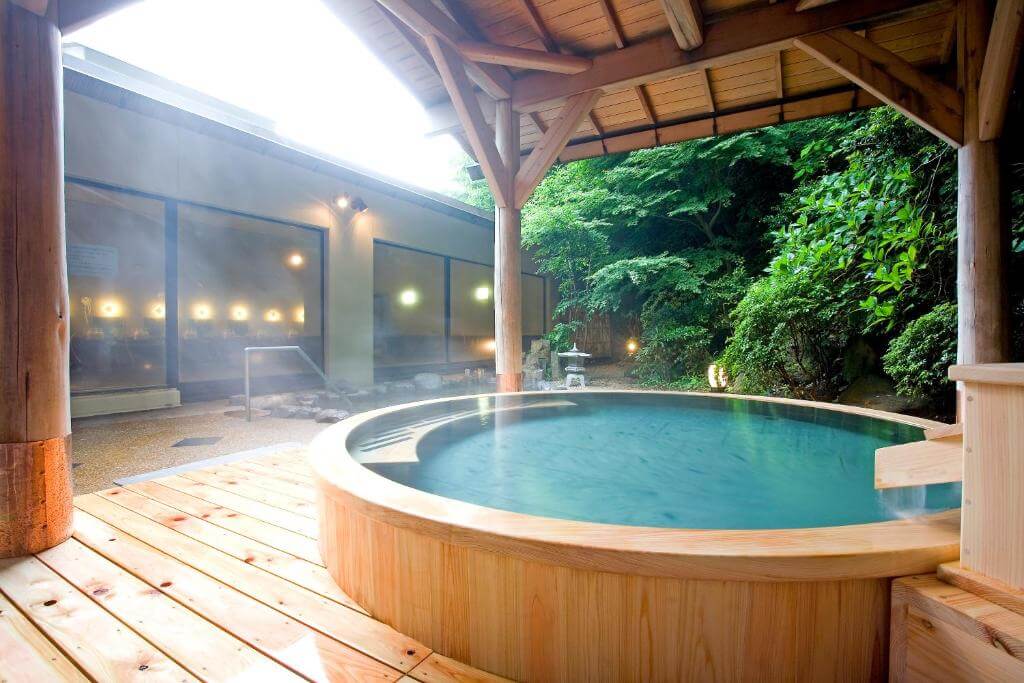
[882,302,957,405]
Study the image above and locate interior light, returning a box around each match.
[482,339,497,353]
[97,299,122,318]
[626,339,638,354]
[192,303,213,320]
[264,309,282,322]
[149,303,166,319]
[474,286,490,301]
[335,194,351,209]
[231,305,249,321]
[294,307,305,323]
[287,252,305,268]
[399,289,418,306]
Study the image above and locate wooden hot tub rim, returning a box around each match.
[310,391,961,582]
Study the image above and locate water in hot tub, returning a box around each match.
[360,393,961,530]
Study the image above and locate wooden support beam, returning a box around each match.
[529,112,548,133]
[958,0,1011,365]
[425,35,510,206]
[511,0,945,113]
[977,0,1024,141]
[794,27,963,146]
[1,1,73,558]
[493,100,523,392]
[596,0,626,48]
[700,68,716,112]
[59,0,141,33]
[635,85,656,124]
[457,40,592,74]
[659,0,704,50]
[376,0,512,98]
[514,0,558,52]
[775,51,785,98]
[516,90,602,207]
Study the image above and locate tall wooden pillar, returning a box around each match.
[0,0,74,558]
[957,0,1011,366]
[494,99,523,393]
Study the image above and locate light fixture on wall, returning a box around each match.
[192,303,213,320]
[399,289,418,306]
[264,309,282,322]
[149,302,166,319]
[294,306,305,323]
[474,285,490,301]
[483,339,497,353]
[97,299,123,318]
[334,193,368,213]
[231,305,249,321]
[287,252,305,268]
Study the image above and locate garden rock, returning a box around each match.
[315,409,350,424]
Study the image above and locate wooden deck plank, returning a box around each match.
[0,555,197,682]
[35,538,302,682]
[195,463,318,503]
[72,509,401,682]
[75,494,428,673]
[94,487,344,602]
[253,450,315,476]
[230,460,316,487]
[178,468,318,519]
[125,480,322,563]
[156,473,319,538]
[0,591,88,682]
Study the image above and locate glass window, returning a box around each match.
[178,205,323,386]
[373,243,446,367]
[67,183,166,392]
[450,260,495,362]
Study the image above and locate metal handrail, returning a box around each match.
[244,345,335,421]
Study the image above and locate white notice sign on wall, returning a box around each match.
[68,244,119,278]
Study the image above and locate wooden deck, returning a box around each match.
[0,449,509,682]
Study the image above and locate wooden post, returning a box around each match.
[494,99,523,392]
[1,0,74,558]
[949,364,1024,589]
[957,0,1011,367]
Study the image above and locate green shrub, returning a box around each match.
[882,302,957,404]
[721,274,855,399]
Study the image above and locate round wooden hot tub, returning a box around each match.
[310,392,960,682]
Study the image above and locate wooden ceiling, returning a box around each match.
[324,0,958,162]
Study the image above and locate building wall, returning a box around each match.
[63,87,541,387]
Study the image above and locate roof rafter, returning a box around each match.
[794,27,963,146]
[514,0,559,52]
[659,0,704,50]
[457,40,592,74]
[376,0,513,99]
[509,0,950,113]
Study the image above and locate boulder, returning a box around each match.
[315,409,350,424]
[252,393,289,410]
[270,404,300,418]
[316,391,353,411]
[413,373,443,391]
[392,380,416,393]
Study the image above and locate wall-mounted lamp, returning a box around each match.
[474,285,491,301]
[149,302,166,320]
[97,299,123,318]
[192,303,213,321]
[264,309,282,323]
[231,305,249,321]
[287,252,305,268]
[399,289,418,306]
[334,193,368,213]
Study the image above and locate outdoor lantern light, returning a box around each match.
[707,363,728,389]
[626,339,638,354]
[474,285,490,301]
[399,289,418,306]
[265,309,282,322]
[294,306,305,323]
[192,303,213,320]
[483,339,497,353]
[149,302,166,319]
[97,299,122,318]
[287,252,305,268]
[335,194,351,209]
[231,305,249,321]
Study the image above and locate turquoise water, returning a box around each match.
[354,394,961,530]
